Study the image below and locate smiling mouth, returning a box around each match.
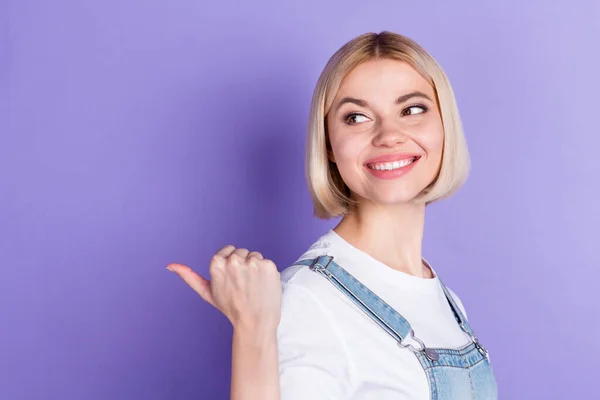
[366,156,420,171]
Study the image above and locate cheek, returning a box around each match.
[332,138,360,170]
[418,120,444,158]
[329,134,365,182]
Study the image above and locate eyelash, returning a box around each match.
[343,103,429,124]
[403,103,428,116]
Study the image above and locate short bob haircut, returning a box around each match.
[306,31,470,219]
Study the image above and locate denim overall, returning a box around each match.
[294,255,498,400]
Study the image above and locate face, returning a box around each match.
[326,58,444,207]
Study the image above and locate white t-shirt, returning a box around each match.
[277,230,474,400]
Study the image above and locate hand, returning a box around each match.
[167,245,282,333]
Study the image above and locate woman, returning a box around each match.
[168,31,498,400]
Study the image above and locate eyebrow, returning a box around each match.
[333,91,433,113]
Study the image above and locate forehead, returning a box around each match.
[335,59,434,100]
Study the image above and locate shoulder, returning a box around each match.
[278,233,353,334]
[280,230,337,292]
[277,266,352,361]
[279,263,343,308]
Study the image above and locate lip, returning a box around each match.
[363,153,422,181]
[363,152,423,166]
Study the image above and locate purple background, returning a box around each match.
[2,1,599,399]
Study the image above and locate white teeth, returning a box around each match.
[369,158,416,171]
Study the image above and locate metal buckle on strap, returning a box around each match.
[460,323,489,358]
[398,329,440,362]
[471,335,488,357]
[309,256,334,271]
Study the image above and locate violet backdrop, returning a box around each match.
[2,1,599,399]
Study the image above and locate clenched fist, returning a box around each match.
[167,245,282,333]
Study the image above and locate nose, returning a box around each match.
[372,121,409,148]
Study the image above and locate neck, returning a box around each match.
[333,200,432,278]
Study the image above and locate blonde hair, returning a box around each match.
[305,31,471,219]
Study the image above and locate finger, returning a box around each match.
[232,248,249,259]
[248,251,264,260]
[167,263,215,306]
[216,245,236,258]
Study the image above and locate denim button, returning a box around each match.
[424,348,440,362]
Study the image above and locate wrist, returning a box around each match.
[233,325,278,347]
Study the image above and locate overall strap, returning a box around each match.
[294,255,488,360]
[437,279,475,337]
[437,278,488,356]
[294,256,413,343]
[295,256,443,360]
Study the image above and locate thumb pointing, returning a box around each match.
[167,263,215,307]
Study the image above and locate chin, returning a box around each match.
[380,197,422,207]
[363,188,425,207]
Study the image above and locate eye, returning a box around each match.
[402,104,428,116]
[344,113,370,125]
